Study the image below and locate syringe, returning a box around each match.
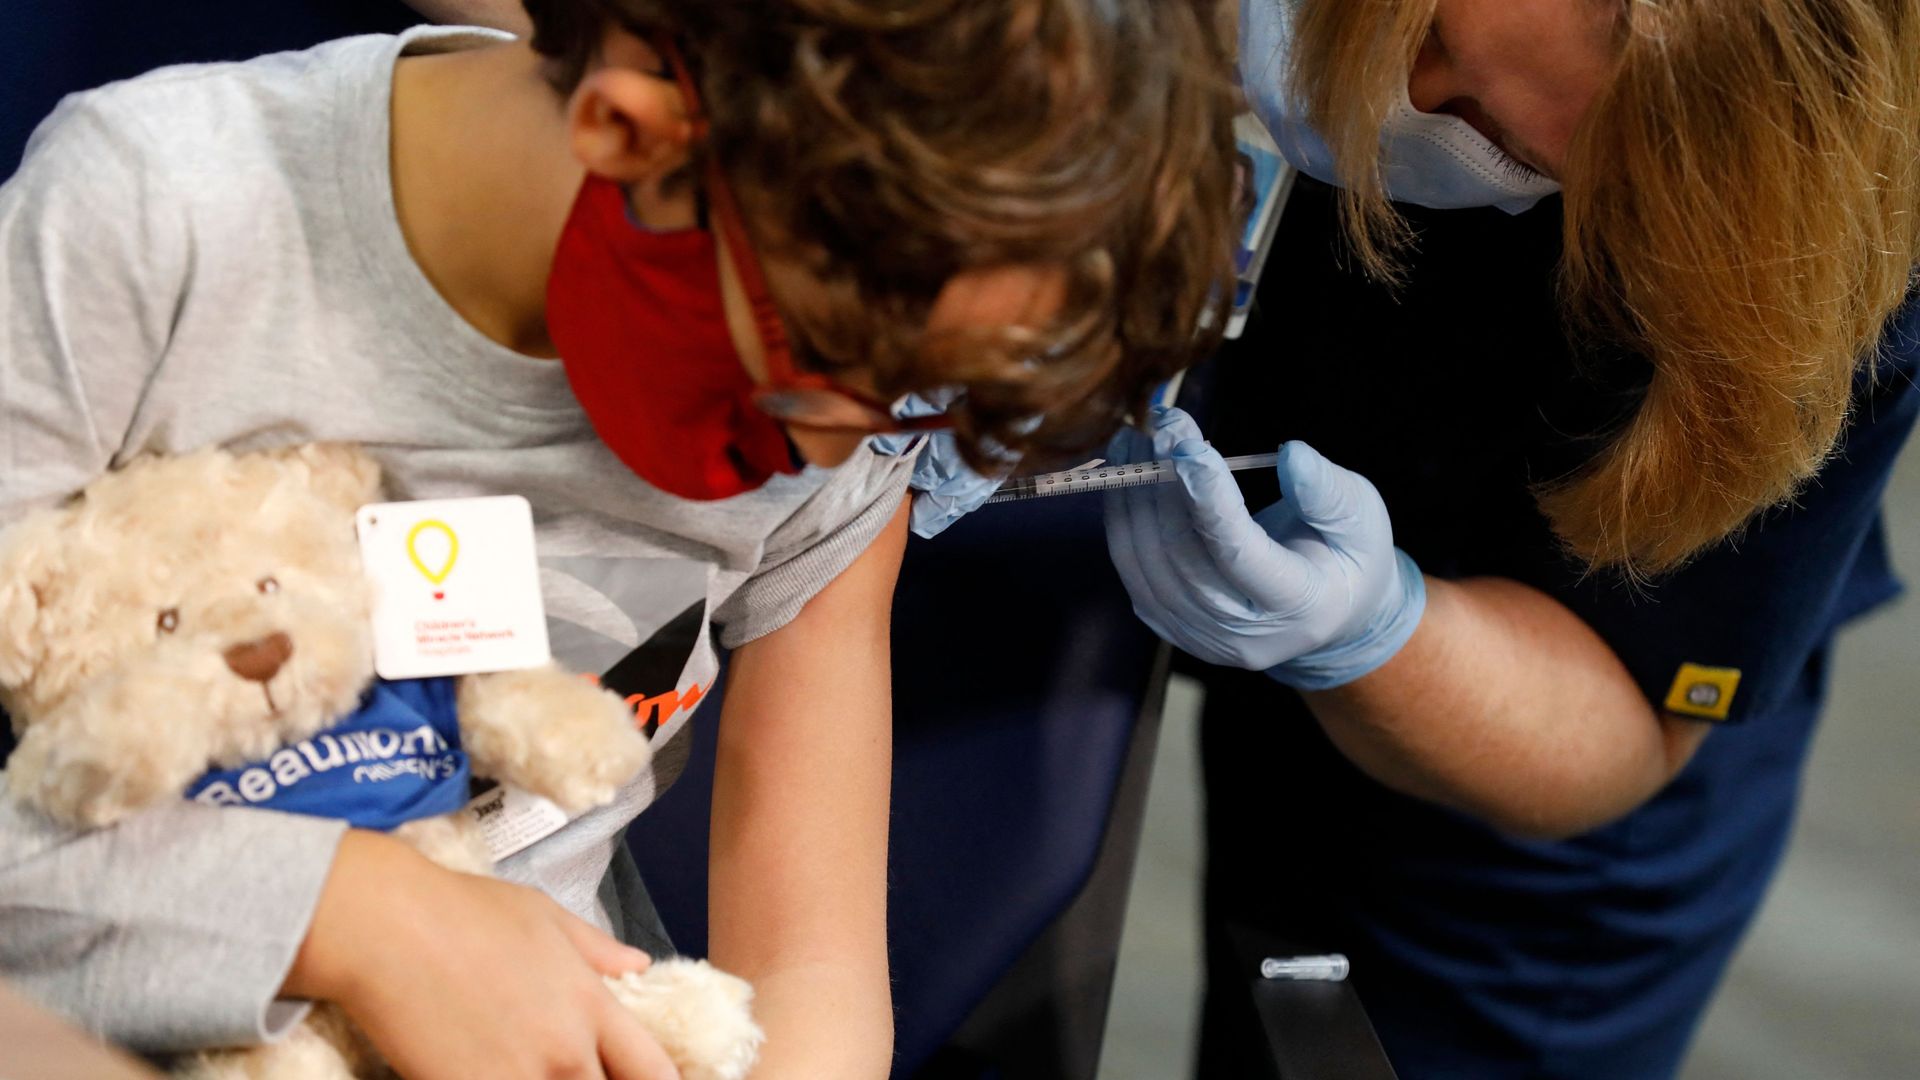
[984,452,1280,504]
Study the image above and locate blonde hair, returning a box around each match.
[1290,0,1920,574]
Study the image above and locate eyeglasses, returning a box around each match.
[658,37,952,437]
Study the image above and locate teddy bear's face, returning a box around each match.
[0,445,385,826]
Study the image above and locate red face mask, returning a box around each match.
[545,38,945,502]
[546,174,802,501]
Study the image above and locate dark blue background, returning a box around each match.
[1,0,416,176]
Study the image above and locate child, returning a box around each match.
[0,1,1237,1076]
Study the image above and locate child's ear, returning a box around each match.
[566,65,694,192]
[0,512,65,690]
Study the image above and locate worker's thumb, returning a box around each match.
[1273,441,1379,551]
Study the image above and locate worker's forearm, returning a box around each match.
[1302,575,1707,838]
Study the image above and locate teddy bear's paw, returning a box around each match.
[604,958,764,1080]
[392,814,495,875]
[459,668,652,815]
[9,735,193,829]
[16,759,139,829]
[175,1007,371,1079]
[541,696,652,815]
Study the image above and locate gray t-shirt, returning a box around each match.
[0,26,911,1051]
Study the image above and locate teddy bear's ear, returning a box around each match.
[270,443,385,516]
[0,510,66,690]
[0,576,41,690]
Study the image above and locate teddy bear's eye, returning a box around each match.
[257,576,280,595]
[157,608,180,634]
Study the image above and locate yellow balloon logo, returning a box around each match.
[406,519,460,597]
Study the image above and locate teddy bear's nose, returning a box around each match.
[224,632,293,683]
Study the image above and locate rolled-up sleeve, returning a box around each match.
[715,448,913,647]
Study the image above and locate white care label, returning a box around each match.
[355,496,552,679]
[465,782,570,862]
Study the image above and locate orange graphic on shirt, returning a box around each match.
[581,672,706,736]
[625,683,705,734]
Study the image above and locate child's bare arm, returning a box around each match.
[705,498,909,1078]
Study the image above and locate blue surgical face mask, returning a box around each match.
[1239,0,1560,215]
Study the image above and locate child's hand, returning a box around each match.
[285,830,682,1080]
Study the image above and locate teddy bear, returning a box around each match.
[0,444,762,1080]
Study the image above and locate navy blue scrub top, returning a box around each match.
[1193,177,1919,1079]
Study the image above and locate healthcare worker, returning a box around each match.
[895,0,1920,1075]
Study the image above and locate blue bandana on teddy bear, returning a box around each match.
[186,676,470,832]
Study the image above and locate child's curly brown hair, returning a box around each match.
[524,0,1241,471]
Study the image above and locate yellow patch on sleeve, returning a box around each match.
[1664,663,1743,721]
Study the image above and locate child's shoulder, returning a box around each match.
[22,34,400,188]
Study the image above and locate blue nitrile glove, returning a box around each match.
[871,391,1010,539]
[1103,405,1426,690]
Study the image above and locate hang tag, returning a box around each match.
[355,496,552,679]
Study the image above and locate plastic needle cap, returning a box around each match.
[1260,954,1350,982]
